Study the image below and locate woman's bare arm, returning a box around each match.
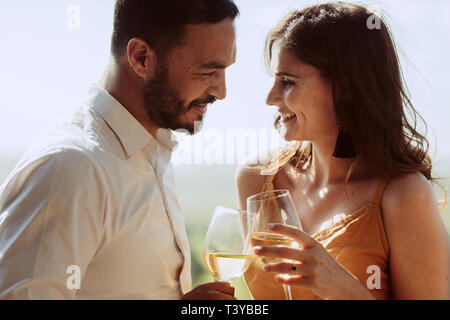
[382,172,449,299]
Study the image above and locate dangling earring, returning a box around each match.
[332,123,356,158]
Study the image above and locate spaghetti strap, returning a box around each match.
[370,173,393,206]
[264,174,276,185]
[259,174,276,193]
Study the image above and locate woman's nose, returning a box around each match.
[266,83,281,107]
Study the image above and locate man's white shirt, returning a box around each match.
[0,85,192,299]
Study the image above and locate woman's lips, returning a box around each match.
[281,112,297,123]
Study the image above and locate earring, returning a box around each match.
[332,123,356,158]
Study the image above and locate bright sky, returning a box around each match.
[1,0,449,167]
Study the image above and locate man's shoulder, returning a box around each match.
[7,147,105,186]
[24,105,124,165]
[0,146,109,210]
[17,137,103,179]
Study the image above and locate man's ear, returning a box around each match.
[126,38,157,79]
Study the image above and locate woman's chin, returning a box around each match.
[279,126,301,142]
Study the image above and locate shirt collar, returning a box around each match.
[84,84,178,157]
[155,128,179,153]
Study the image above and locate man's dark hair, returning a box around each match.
[111,0,239,60]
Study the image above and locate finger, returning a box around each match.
[195,282,235,296]
[263,262,312,276]
[268,223,316,249]
[275,274,315,288]
[253,245,307,262]
[182,290,237,300]
[211,292,237,300]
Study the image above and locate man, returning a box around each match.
[0,0,238,299]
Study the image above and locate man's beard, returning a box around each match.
[142,65,216,135]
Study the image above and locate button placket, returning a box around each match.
[142,143,186,290]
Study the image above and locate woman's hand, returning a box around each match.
[181,282,236,300]
[253,223,375,300]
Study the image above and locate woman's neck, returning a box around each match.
[306,141,381,188]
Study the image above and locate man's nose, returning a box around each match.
[207,70,227,100]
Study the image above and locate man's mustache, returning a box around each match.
[188,96,217,110]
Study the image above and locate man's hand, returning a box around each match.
[181,282,236,300]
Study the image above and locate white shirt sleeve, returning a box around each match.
[0,149,106,299]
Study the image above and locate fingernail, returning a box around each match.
[268,223,276,229]
[253,246,262,253]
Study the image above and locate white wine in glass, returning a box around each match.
[247,189,302,300]
[249,231,295,267]
[203,206,251,282]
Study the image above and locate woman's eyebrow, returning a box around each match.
[275,71,303,79]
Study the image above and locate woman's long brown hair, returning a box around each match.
[261,2,446,206]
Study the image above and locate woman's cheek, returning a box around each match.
[285,90,303,115]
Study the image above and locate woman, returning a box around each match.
[236,2,448,300]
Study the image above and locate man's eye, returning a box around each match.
[200,71,217,76]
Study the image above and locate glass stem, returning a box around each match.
[283,284,293,300]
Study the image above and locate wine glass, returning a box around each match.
[247,189,303,300]
[203,206,251,282]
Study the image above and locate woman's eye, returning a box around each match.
[280,77,295,87]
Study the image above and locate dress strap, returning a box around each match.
[370,173,393,206]
[259,174,276,193]
[264,174,276,184]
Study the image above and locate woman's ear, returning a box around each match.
[126,38,157,80]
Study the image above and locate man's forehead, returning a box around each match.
[196,41,237,68]
[178,19,237,64]
[200,55,237,69]
[183,18,236,41]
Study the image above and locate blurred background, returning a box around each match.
[0,0,449,299]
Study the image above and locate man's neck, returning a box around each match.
[99,61,160,137]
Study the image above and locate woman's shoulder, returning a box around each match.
[383,171,435,210]
[235,144,300,182]
[235,150,275,189]
[381,171,443,238]
[235,149,287,209]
